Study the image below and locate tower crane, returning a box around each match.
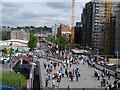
[66,0,75,50]
[71,0,75,50]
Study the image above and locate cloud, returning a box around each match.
[2,2,21,17]
[2,1,85,27]
[2,2,21,8]
[46,2,71,12]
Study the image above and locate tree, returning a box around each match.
[2,48,8,56]
[46,36,55,43]
[28,34,38,51]
[57,36,69,51]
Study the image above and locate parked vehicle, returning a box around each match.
[0,57,10,64]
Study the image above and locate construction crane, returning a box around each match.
[71,0,75,50]
[104,0,112,55]
[66,0,76,51]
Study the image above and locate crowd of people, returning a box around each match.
[38,42,120,89]
[93,68,120,90]
[44,58,82,88]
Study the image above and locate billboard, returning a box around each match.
[76,22,81,27]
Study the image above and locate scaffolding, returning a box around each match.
[104,0,112,54]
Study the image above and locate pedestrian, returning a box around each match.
[118,79,120,88]
[45,77,49,87]
[50,65,52,70]
[66,63,69,68]
[69,62,72,67]
[101,80,103,87]
[65,69,68,77]
[57,77,61,87]
[54,63,57,69]
[70,74,74,81]
[62,69,65,77]
[108,83,112,90]
[103,78,106,87]
[48,64,50,68]
[75,73,79,81]
[113,79,118,90]
[98,73,100,80]
[107,71,110,80]
[43,63,46,69]
[58,62,59,66]
[52,79,56,88]
[67,85,70,90]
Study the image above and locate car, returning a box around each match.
[0,57,10,64]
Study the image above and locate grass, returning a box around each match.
[0,73,27,87]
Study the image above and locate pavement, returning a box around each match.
[37,42,119,89]
[38,57,115,89]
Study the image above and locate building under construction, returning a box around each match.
[81,0,119,55]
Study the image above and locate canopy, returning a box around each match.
[72,49,85,54]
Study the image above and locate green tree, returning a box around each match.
[2,48,8,56]
[28,34,38,51]
[57,36,69,51]
[46,36,55,43]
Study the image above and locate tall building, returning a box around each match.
[104,0,118,55]
[81,0,105,51]
[92,0,106,54]
[82,0,119,55]
[115,2,120,57]
[109,13,116,56]
[81,2,93,48]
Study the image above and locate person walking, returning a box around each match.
[43,63,46,69]
[52,79,56,88]
[45,77,49,87]
[57,77,61,87]
[75,72,79,81]
[98,73,100,80]
[107,71,110,80]
[65,69,68,77]
[67,85,70,90]
[70,73,74,81]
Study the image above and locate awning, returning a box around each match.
[72,49,85,54]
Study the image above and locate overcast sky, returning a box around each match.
[1,0,97,27]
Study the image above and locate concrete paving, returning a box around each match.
[38,58,115,89]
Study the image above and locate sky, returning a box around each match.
[1,0,98,27]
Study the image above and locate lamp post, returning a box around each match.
[9,42,12,73]
[96,49,99,62]
[116,51,118,71]
[10,42,12,60]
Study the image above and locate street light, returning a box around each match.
[9,42,12,73]
[105,55,107,66]
[115,51,118,71]
[9,42,12,60]
[96,49,99,62]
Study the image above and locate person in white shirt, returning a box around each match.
[52,79,55,88]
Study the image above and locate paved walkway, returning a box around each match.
[38,58,115,89]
